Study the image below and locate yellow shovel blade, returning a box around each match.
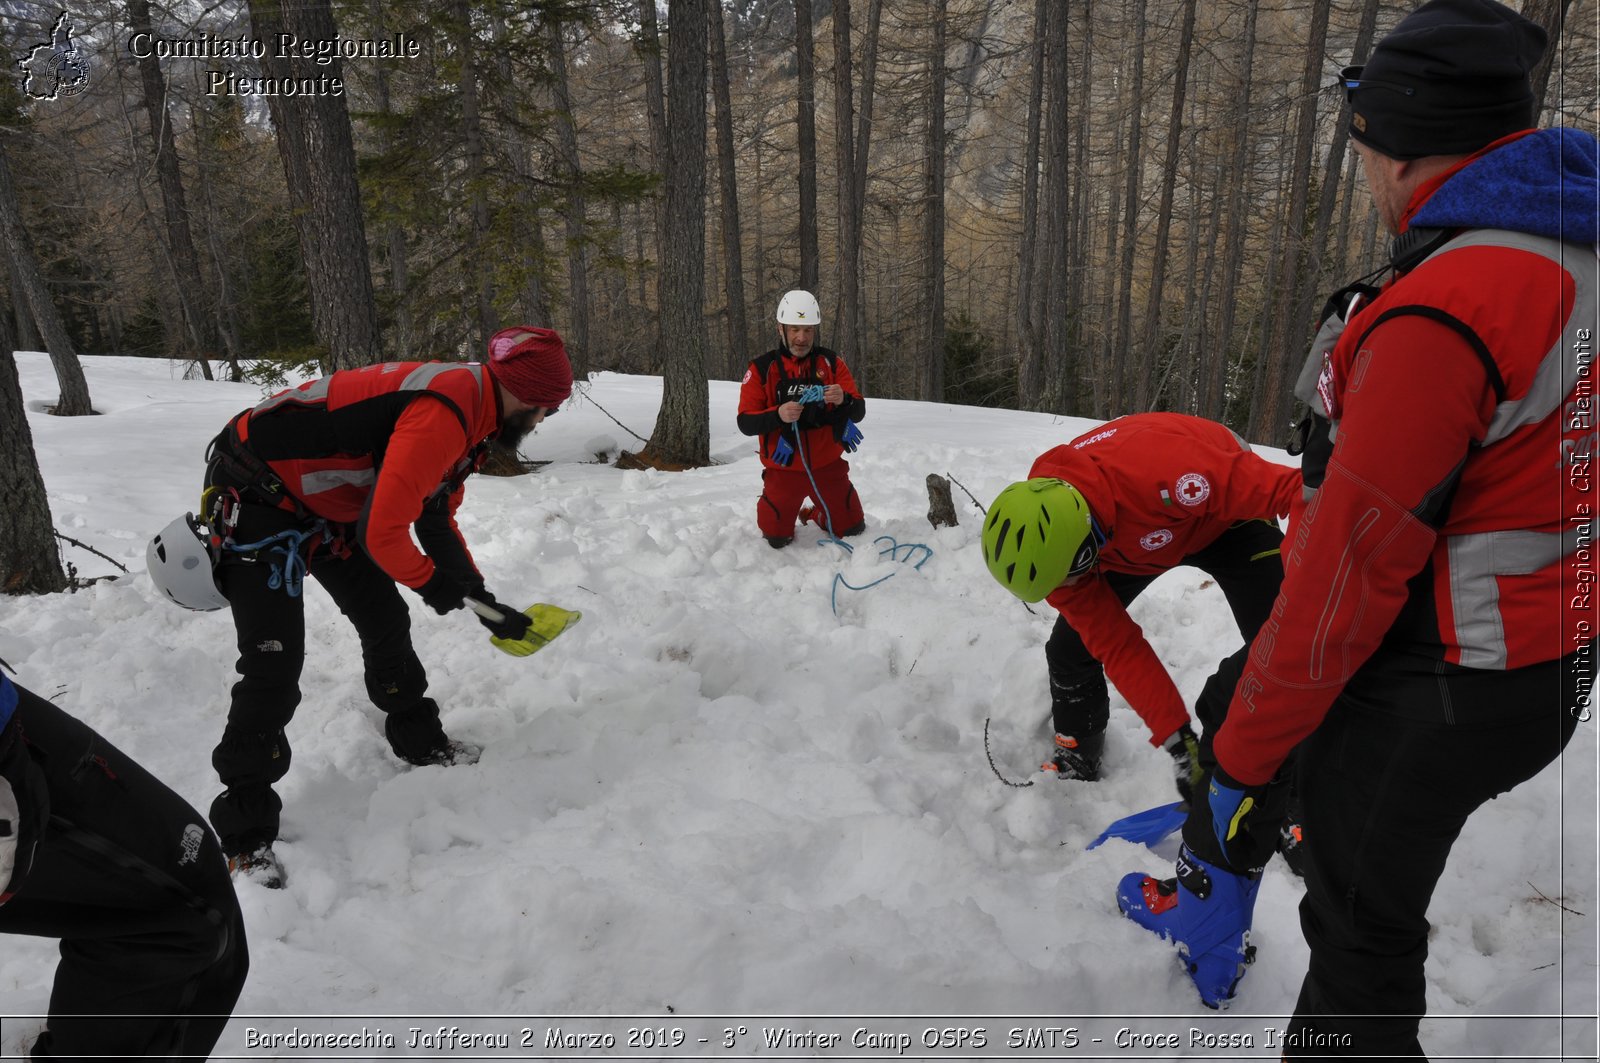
[489,604,583,658]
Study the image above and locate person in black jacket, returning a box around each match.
[0,669,248,1058]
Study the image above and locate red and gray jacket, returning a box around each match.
[218,362,503,590]
[1032,413,1300,746]
[736,346,865,470]
[1214,131,1600,785]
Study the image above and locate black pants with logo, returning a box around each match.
[1283,648,1587,1059]
[210,501,447,857]
[1044,518,1285,764]
[0,686,248,1059]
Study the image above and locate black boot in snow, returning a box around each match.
[1041,730,1105,781]
[228,844,286,889]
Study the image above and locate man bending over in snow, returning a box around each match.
[980,413,1299,827]
[151,328,573,888]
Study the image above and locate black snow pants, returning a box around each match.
[1044,517,1285,767]
[208,497,449,857]
[0,685,249,1059]
[1282,647,1588,1059]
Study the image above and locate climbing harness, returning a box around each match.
[202,487,325,599]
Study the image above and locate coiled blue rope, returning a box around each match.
[829,535,935,616]
[224,523,324,598]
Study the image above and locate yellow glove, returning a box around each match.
[489,603,583,658]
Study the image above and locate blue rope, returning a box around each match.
[224,523,323,598]
[828,535,936,616]
[830,571,896,615]
[791,418,843,545]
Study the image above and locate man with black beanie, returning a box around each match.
[1115,0,1598,1055]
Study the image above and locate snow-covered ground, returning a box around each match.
[1,352,1595,1061]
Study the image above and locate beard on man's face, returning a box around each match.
[495,408,542,450]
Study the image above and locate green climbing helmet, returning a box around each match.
[981,478,1102,602]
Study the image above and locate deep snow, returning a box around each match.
[0,353,1594,1060]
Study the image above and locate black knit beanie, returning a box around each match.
[1345,0,1546,160]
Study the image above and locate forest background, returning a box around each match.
[1,0,1596,461]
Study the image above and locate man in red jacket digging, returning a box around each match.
[168,327,572,888]
[981,413,1300,806]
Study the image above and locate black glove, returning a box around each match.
[417,567,475,615]
[470,588,532,641]
[1180,764,1287,878]
[1163,723,1203,804]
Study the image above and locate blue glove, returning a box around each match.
[771,434,795,467]
[1180,766,1284,877]
[797,383,826,405]
[841,420,864,453]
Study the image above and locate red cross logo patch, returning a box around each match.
[1175,472,1210,507]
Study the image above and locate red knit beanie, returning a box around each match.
[486,326,573,407]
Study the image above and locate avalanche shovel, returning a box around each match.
[1086,801,1188,851]
[464,596,583,658]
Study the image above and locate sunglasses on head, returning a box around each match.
[1339,65,1416,105]
[1066,515,1108,579]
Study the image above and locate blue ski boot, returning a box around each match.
[1116,845,1260,1009]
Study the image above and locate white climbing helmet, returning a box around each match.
[775,290,821,327]
[147,514,228,611]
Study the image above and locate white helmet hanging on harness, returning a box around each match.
[147,514,228,611]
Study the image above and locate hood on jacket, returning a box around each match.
[1410,126,1598,245]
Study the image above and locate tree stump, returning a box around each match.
[927,473,958,529]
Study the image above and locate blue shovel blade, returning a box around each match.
[1087,801,1187,850]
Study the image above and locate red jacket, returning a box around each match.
[736,346,865,470]
[1214,143,1598,785]
[232,362,502,589]
[1034,414,1300,745]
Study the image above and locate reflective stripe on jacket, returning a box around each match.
[233,362,502,587]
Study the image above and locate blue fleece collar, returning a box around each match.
[1410,128,1599,246]
[0,673,15,731]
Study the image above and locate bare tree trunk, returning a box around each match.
[795,0,820,291]
[1014,0,1046,405]
[1039,0,1071,413]
[0,139,91,416]
[1067,0,1092,407]
[0,350,66,593]
[9,265,39,352]
[1133,0,1195,412]
[921,0,946,401]
[638,0,710,468]
[831,0,863,364]
[452,0,496,355]
[1205,1,1257,421]
[1289,0,1381,371]
[125,0,218,370]
[372,0,412,359]
[1247,0,1329,444]
[1108,0,1148,417]
[189,85,245,380]
[1524,0,1576,116]
[549,18,591,379]
[639,0,670,335]
[710,1,750,379]
[246,0,382,369]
